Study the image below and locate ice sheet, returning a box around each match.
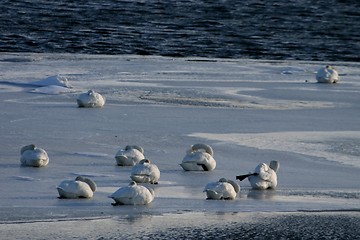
[0,53,359,225]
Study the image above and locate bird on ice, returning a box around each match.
[180,143,216,171]
[204,178,240,200]
[236,161,280,190]
[20,144,49,167]
[130,159,160,184]
[316,65,339,83]
[57,176,97,199]
[77,90,105,108]
[115,145,145,166]
[109,181,155,205]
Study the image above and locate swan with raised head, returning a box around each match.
[77,90,105,108]
[236,161,280,190]
[115,145,145,166]
[57,176,97,198]
[316,65,340,83]
[180,143,216,171]
[20,144,49,167]
[130,159,160,184]
[109,181,155,205]
[204,178,240,200]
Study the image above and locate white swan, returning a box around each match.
[316,65,340,83]
[180,143,216,171]
[115,145,145,166]
[77,90,105,108]
[20,144,49,167]
[130,159,160,184]
[109,181,155,205]
[57,176,97,199]
[238,161,280,190]
[204,178,240,200]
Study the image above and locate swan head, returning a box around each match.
[75,176,97,192]
[20,144,36,154]
[129,181,137,186]
[139,159,151,164]
[191,143,214,156]
[125,145,145,154]
[269,161,280,173]
[226,179,241,193]
[87,90,95,95]
[218,178,240,193]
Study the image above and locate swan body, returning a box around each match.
[130,159,160,184]
[77,90,105,108]
[180,143,216,171]
[115,145,145,166]
[20,144,49,167]
[316,66,339,83]
[109,181,154,205]
[248,161,280,190]
[204,178,240,200]
[57,176,97,199]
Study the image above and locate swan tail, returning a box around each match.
[197,163,208,171]
[206,190,222,200]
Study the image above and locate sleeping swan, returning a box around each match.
[57,176,97,198]
[316,65,339,83]
[180,143,216,171]
[204,178,240,200]
[77,90,105,108]
[130,159,160,184]
[20,144,49,167]
[236,161,280,190]
[109,181,155,205]
[115,145,145,166]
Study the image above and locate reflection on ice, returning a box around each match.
[247,189,277,200]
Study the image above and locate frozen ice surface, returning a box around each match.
[0,53,359,237]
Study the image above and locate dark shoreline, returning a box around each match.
[145,212,360,240]
[0,211,359,239]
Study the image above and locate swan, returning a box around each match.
[316,65,340,83]
[115,145,145,166]
[130,159,160,184]
[180,143,216,171]
[57,176,97,198]
[236,161,280,190]
[109,181,155,205]
[204,178,240,200]
[77,90,105,108]
[20,144,49,167]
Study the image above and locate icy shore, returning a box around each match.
[0,53,359,238]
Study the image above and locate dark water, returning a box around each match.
[144,213,360,240]
[1,0,359,61]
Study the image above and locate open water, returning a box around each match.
[0,0,359,60]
